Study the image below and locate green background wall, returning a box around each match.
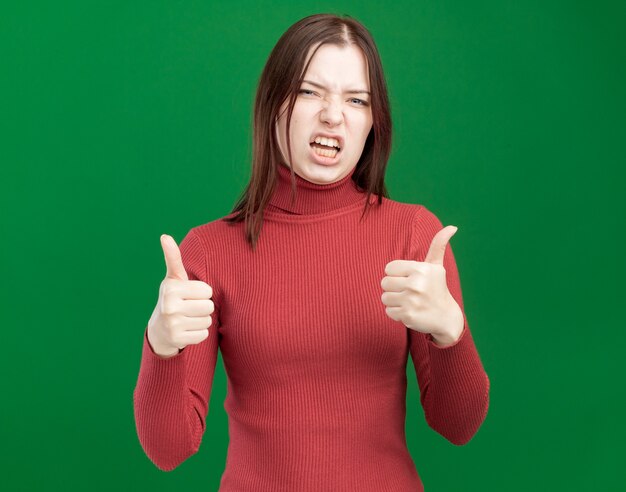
[2,1,624,490]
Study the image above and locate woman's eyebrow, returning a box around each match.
[302,79,371,95]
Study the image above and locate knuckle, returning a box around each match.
[161,300,175,316]
[162,283,175,299]
[196,330,209,344]
[171,335,182,348]
[168,316,181,331]
[407,276,421,292]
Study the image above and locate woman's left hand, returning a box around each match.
[380,226,464,343]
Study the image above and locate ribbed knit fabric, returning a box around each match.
[133,163,490,491]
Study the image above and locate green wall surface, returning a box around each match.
[2,1,624,490]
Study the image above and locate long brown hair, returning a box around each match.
[224,13,392,251]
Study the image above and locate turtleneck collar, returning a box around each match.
[266,163,366,215]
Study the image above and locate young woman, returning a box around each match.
[134,13,490,491]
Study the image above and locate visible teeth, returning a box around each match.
[313,136,340,149]
[313,146,338,158]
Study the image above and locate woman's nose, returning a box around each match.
[320,100,343,126]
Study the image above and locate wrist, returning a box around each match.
[431,306,464,347]
[147,324,180,358]
[431,330,461,347]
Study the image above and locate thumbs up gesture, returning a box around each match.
[146,234,215,358]
[380,226,464,345]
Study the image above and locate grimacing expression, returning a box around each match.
[275,43,374,185]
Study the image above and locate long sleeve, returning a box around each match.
[132,173,490,489]
[408,206,490,446]
[133,229,221,471]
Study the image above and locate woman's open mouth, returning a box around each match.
[309,141,342,165]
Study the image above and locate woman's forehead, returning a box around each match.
[303,44,370,88]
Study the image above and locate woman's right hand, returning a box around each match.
[147,234,215,358]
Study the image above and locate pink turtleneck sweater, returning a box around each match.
[133,163,490,491]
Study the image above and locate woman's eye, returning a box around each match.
[299,90,369,107]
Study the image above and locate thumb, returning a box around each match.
[424,226,458,265]
[160,234,189,280]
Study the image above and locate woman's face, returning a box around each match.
[275,43,373,185]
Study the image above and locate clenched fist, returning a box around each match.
[147,234,215,358]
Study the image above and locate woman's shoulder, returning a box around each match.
[378,195,430,220]
[378,196,447,236]
[184,212,241,249]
